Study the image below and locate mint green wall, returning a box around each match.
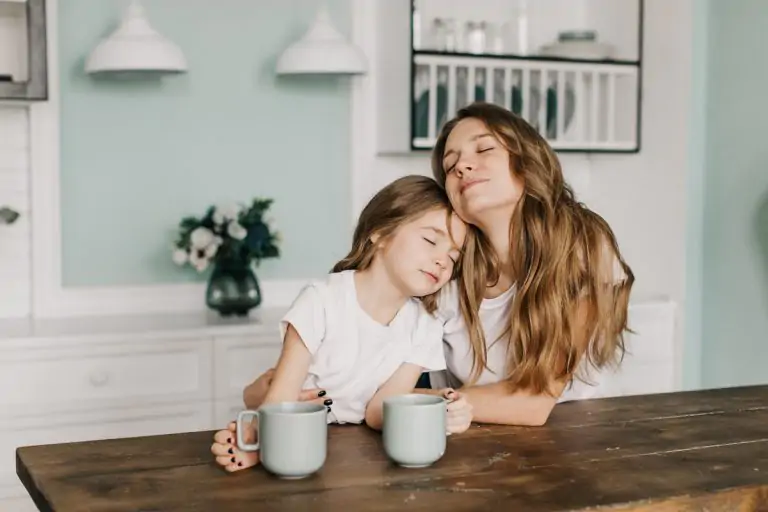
[59,0,351,286]
[701,0,768,386]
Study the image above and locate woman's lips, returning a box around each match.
[460,179,488,193]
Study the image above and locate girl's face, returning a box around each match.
[374,208,467,298]
[441,118,524,226]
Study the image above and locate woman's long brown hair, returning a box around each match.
[432,102,635,395]
[332,174,459,314]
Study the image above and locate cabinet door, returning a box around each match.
[600,300,678,398]
[213,335,281,400]
[0,335,213,409]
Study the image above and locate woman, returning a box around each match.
[244,102,634,426]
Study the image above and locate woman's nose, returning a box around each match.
[455,160,475,177]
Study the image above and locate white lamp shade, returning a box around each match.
[276,4,367,75]
[85,1,187,74]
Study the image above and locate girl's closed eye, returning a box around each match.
[422,237,436,246]
[478,146,494,153]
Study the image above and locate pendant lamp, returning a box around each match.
[276,2,366,75]
[85,0,187,74]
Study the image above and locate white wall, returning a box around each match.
[0,4,32,319]
[350,0,692,382]
[0,106,31,319]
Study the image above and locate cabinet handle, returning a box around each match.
[89,371,110,387]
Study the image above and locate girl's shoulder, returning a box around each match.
[291,270,354,308]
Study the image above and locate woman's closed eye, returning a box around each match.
[478,146,494,153]
[422,237,436,246]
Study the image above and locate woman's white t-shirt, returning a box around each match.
[280,270,446,424]
[430,263,626,403]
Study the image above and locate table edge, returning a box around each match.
[16,448,54,512]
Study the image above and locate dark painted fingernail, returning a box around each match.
[318,390,327,397]
[238,462,243,467]
[231,457,235,463]
[228,448,233,455]
[323,398,333,406]
[326,406,331,412]
[227,438,232,444]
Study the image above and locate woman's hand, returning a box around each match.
[210,422,260,472]
[243,368,332,409]
[439,388,473,434]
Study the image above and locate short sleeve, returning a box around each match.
[404,308,447,372]
[279,283,326,355]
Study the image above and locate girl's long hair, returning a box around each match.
[432,102,635,394]
[332,174,459,313]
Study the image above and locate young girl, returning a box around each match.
[210,175,473,472]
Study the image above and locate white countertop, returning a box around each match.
[0,307,289,344]
[0,293,673,345]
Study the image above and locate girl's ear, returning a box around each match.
[370,232,381,245]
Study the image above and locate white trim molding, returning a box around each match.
[27,0,307,318]
[348,0,374,223]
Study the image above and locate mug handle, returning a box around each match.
[236,410,260,452]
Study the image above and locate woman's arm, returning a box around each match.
[364,363,424,430]
[457,380,565,426]
[414,380,563,426]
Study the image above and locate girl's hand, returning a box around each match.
[210,422,260,472]
[440,388,473,434]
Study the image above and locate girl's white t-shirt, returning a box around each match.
[279,270,446,424]
[430,252,628,402]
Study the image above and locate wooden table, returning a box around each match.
[16,385,768,511]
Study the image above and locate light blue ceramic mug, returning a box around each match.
[382,394,447,468]
[236,402,327,479]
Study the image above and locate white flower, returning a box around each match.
[172,249,188,266]
[189,249,210,272]
[212,203,242,226]
[227,221,247,240]
[190,227,215,249]
[204,241,219,258]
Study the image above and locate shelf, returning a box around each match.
[0,0,47,101]
[373,0,643,155]
[413,50,640,68]
[411,53,640,152]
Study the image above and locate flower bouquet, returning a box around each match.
[172,199,280,316]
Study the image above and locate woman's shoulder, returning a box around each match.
[435,280,461,321]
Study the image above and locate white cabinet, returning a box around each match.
[0,310,284,510]
[212,334,282,425]
[600,297,678,397]
[375,0,643,154]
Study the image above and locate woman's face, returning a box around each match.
[441,118,524,226]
